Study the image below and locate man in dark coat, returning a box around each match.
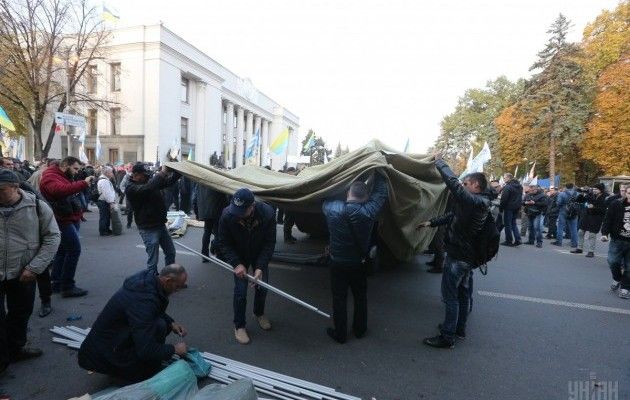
[216,188,276,345]
[545,187,560,239]
[322,172,388,343]
[125,164,181,274]
[572,183,608,257]
[523,185,549,248]
[195,184,228,261]
[418,154,491,349]
[601,186,630,299]
[78,264,188,382]
[499,173,523,247]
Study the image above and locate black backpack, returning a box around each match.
[88,177,106,202]
[474,211,500,275]
[565,194,581,219]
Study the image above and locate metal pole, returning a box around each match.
[174,241,330,319]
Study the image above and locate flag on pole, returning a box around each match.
[187,149,194,161]
[530,176,538,186]
[403,138,410,153]
[302,132,315,153]
[469,142,491,173]
[101,3,120,23]
[466,148,474,171]
[95,134,102,160]
[528,161,537,180]
[0,106,15,131]
[514,165,518,178]
[245,128,260,159]
[78,144,88,164]
[270,128,289,155]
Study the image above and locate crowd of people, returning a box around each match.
[0,153,628,382]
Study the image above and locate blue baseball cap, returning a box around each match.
[228,188,255,217]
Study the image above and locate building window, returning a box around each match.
[181,77,189,103]
[110,107,121,135]
[86,148,95,164]
[87,65,97,93]
[109,148,119,164]
[181,117,188,142]
[123,151,137,163]
[110,63,121,91]
[88,109,97,136]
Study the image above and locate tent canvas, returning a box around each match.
[166,140,448,261]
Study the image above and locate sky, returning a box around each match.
[110,0,621,153]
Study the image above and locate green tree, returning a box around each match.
[299,129,331,165]
[435,76,525,175]
[525,14,592,181]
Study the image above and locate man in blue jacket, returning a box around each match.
[216,188,276,345]
[552,183,579,248]
[78,264,189,382]
[322,171,388,343]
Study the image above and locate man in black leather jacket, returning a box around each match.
[418,154,491,349]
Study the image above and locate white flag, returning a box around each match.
[469,142,491,173]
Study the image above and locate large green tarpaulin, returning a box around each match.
[166,140,448,261]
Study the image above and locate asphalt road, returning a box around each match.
[2,212,629,400]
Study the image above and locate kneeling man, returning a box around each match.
[78,264,188,382]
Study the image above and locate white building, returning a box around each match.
[53,24,299,169]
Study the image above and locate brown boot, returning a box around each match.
[256,315,272,330]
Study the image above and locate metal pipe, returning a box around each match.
[202,352,360,400]
[174,241,330,318]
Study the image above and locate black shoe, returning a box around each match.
[585,252,594,258]
[326,328,346,344]
[423,335,454,349]
[427,267,443,274]
[514,241,522,246]
[500,241,514,247]
[38,302,52,318]
[535,243,542,248]
[438,323,466,339]
[9,347,43,363]
[551,241,562,247]
[61,287,88,298]
[570,249,583,254]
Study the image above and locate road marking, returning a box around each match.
[478,290,630,316]
[554,249,606,259]
[135,245,301,271]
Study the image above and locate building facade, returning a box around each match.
[52,24,299,169]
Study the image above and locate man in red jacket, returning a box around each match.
[40,156,94,297]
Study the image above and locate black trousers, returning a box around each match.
[547,215,558,238]
[429,225,446,268]
[0,278,36,366]
[330,263,367,341]
[201,218,216,256]
[36,266,52,303]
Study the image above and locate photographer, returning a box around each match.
[571,183,607,258]
[523,185,548,248]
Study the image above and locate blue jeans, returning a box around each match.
[138,226,176,274]
[528,214,544,245]
[608,239,630,290]
[440,256,473,342]
[557,212,578,247]
[51,222,82,291]
[233,266,268,329]
[503,209,521,244]
[96,200,111,235]
[79,192,88,211]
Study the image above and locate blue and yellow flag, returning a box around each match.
[101,3,120,23]
[0,106,16,131]
[270,129,289,155]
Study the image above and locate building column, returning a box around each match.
[245,111,254,164]
[253,116,262,165]
[235,106,245,167]
[261,119,270,167]
[194,82,207,164]
[225,101,234,168]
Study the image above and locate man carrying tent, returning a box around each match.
[322,171,389,344]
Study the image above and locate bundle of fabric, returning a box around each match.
[166,140,448,261]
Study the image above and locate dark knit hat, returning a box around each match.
[0,169,19,185]
[593,183,605,192]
